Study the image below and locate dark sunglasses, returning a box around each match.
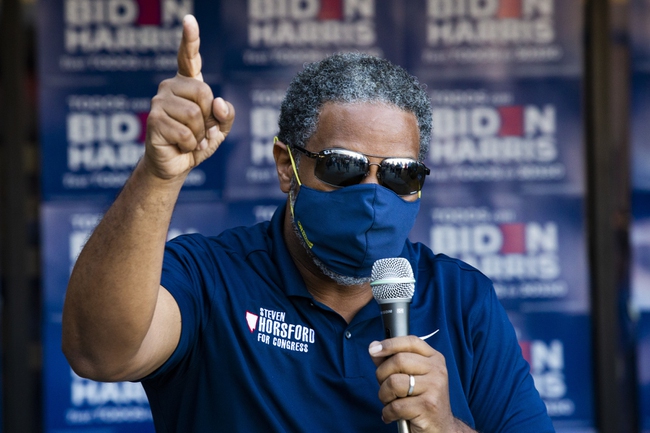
[291,146,430,196]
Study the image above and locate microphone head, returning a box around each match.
[370,258,415,304]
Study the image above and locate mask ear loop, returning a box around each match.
[275,137,302,187]
[276,137,303,217]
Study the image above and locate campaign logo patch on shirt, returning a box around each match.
[246,308,315,353]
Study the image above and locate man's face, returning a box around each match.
[284,101,422,285]
[295,101,421,201]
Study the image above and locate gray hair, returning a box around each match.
[278,52,432,162]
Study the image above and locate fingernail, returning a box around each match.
[216,97,228,115]
[198,138,207,150]
[369,341,382,355]
[207,126,218,140]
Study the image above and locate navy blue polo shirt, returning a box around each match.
[142,203,554,433]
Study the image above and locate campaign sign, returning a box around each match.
[631,73,650,191]
[41,200,236,432]
[631,191,650,312]
[220,0,403,79]
[37,0,224,80]
[38,0,192,77]
[630,0,650,73]
[421,78,584,195]
[223,198,285,228]
[404,0,583,80]
[507,312,595,431]
[41,201,153,432]
[410,193,589,313]
[40,86,226,202]
[639,312,650,433]
[38,0,224,88]
[171,198,283,236]
[218,79,290,200]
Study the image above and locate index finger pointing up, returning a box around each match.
[177,14,203,80]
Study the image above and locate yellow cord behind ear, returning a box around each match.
[276,136,302,187]
[276,136,302,218]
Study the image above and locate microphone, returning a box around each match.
[371,257,415,338]
[371,257,415,433]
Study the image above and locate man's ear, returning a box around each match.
[273,138,293,194]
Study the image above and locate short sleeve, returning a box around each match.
[144,234,213,380]
[468,287,555,433]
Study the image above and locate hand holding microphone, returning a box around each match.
[371,258,415,433]
[369,258,468,433]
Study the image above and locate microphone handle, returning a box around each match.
[379,301,411,433]
[379,300,411,338]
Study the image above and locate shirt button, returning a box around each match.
[345,331,352,339]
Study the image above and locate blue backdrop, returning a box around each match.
[631,0,650,430]
[38,1,592,431]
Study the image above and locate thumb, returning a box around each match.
[195,97,235,158]
[369,341,387,367]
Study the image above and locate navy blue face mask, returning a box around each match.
[287,145,421,278]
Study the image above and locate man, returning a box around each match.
[62,14,554,433]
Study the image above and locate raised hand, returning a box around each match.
[144,14,235,181]
[63,15,236,384]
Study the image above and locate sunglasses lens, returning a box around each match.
[314,150,369,187]
[380,159,428,195]
[303,148,429,195]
